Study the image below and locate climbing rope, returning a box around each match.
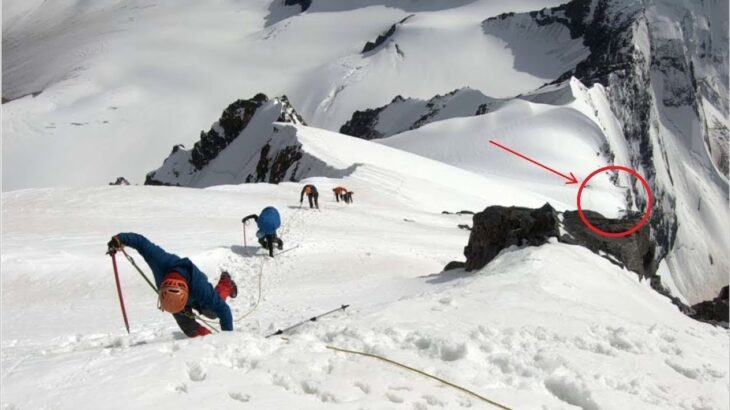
[233,260,264,322]
[233,206,301,323]
[325,344,513,410]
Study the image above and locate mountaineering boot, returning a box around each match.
[277,238,284,250]
[216,271,238,299]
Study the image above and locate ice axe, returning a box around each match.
[108,251,130,334]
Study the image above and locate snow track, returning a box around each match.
[2,184,727,409]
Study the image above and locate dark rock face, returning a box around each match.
[443,261,466,271]
[464,203,560,271]
[339,97,400,140]
[190,93,269,170]
[284,0,311,12]
[145,93,307,187]
[442,210,475,215]
[362,15,413,54]
[463,204,656,278]
[339,88,493,140]
[526,0,678,264]
[561,210,656,278]
[363,24,397,53]
[109,177,130,185]
[247,142,304,183]
[460,203,719,320]
[691,286,729,325]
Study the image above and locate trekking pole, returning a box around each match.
[243,221,247,248]
[109,251,131,334]
[266,304,349,338]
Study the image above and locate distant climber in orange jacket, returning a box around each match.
[300,184,319,209]
[333,186,348,202]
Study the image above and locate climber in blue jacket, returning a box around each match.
[107,233,236,337]
[242,206,283,257]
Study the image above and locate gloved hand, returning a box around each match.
[107,236,122,254]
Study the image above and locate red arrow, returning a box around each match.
[489,140,578,184]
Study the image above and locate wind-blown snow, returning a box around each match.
[2,183,727,409]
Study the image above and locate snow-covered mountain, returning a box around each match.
[3,0,576,190]
[3,0,716,303]
[2,1,729,409]
[335,0,730,305]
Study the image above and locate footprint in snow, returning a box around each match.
[354,381,371,394]
[229,392,250,402]
[386,392,405,403]
[422,394,445,406]
[186,362,206,382]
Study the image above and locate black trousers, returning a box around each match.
[173,305,216,337]
[307,193,319,208]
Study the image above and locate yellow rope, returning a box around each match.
[324,345,513,410]
[233,206,300,323]
[233,260,264,322]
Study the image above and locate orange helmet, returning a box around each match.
[158,272,189,313]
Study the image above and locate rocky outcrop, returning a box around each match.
[457,202,730,323]
[561,210,655,278]
[108,177,130,185]
[246,140,304,184]
[443,261,466,271]
[338,98,393,140]
[690,286,729,325]
[190,93,268,170]
[339,88,496,140]
[145,93,307,187]
[464,203,560,271]
[284,0,311,12]
[187,94,305,171]
[362,15,414,54]
[463,204,655,276]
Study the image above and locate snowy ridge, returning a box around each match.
[145,95,308,187]
[2,0,574,190]
[379,79,632,217]
[2,185,727,409]
[339,87,498,140]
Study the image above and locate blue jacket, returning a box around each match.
[117,233,233,331]
[257,207,281,235]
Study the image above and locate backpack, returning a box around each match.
[258,207,281,235]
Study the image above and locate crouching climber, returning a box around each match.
[333,186,348,202]
[300,184,319,209]
[242,206,283,257]
[107,233,236,337]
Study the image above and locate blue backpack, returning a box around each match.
[257,207,281,235]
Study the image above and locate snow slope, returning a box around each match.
[2,182,728,409]
[379,79,636,218]
[2,0,575,191]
